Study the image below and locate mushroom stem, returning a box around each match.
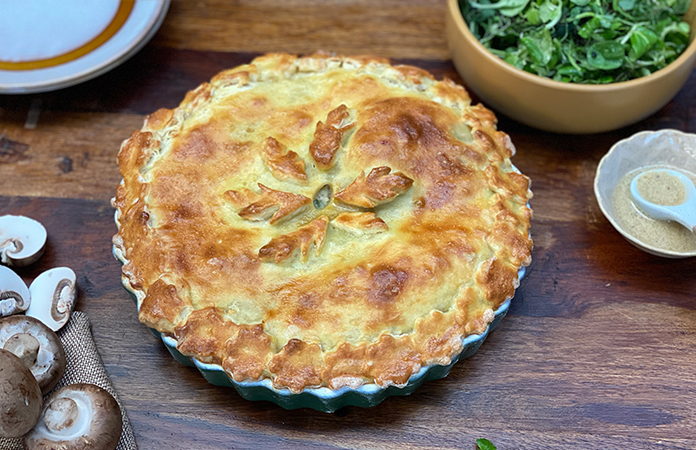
[0,291,25,317]
[24,384,122,450]
[51,278,74,323]
[0,266,31,317]
[43,397,80,434]
[3,333,40,368]
[0,237,23,261]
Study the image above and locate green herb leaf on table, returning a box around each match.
[476,438,497,450]
[460,0,692,84]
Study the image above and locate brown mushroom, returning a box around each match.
[0,315,66,394]
[24,383,123,450]
[0,348,42,438]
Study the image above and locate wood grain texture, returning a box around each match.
[2,46,694,203]
[156,0,449,60]
[1,195,694,450]
[1,1,696,447]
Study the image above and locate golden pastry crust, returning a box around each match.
[113,53,533,393]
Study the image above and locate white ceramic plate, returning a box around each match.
[0,0,170,94]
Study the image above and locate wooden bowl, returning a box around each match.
[445,0,696,134]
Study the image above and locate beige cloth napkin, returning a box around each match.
[0,311,137,450]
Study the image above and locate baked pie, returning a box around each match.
[113,53,532,394]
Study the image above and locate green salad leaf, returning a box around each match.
[460,0,692,83]
[587,40,624,69]
[470,0,532,17]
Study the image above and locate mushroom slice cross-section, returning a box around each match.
[0,315,66,395]
[0,215,48,267]
[0,348,42,438]
[26,267,77,332]
[0,265,30,318]
[24,383,123,450]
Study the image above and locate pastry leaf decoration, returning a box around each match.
[332,212,388,235]
[335,166,414,208]
[261,137,307,183]
[225,184,311,224]
[309,104,356,170]
[258,216,329,263]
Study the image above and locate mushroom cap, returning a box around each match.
[24,383,123,450]
[0,215,47,267]
[26,267,77,332]
[0,348,42,438]
[0,265,31,317]
[0,315,66,395]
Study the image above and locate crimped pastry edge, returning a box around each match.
[114,241,522,412]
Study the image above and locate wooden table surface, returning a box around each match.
[2,1,695,449]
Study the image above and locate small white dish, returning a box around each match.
[0,0,170,94]
[594,129,696,258]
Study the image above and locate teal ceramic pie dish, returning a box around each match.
[115,244,524,413]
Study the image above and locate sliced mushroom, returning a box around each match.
[26,267,76,332]
[0,315,66,395]
[0,348,42,438]
[24,383,123,450]
[0,215,47,267]
[0,265,31,317]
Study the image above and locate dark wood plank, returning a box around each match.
[1,195,694,449]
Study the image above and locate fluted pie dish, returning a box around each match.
[112,53,533,411]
